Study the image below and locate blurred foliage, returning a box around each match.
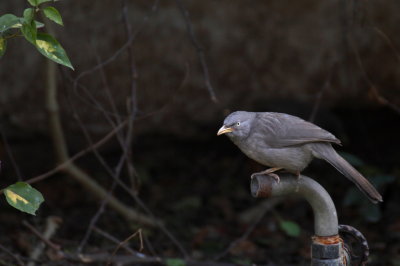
[165,258,186,266]
[279,220,301,238]
[230,258,253,265]
[341,152,396,222]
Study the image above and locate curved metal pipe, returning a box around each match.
[251,173,338,237]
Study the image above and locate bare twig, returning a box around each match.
[19,119,128,187]
[349,35,400,115]
[122,0,140,190]
[72,0,188,256]
[26,217,62,266]
[23,219,62,253]
[94,50,122,125]
[239,197,283,224]
[215,197,282,261]
[72,0,160,92]
[72,96,127,253]
[107,229,144,266]
[76,182,117,254]
[0,243,25,266]
[175,0,218,103]
[41,14,158,227]
[373,26,400,63]
[73,13,149,251]
[63,252,237,266]
[143,233,158,257]
[368,85,400,114]
[93,227,139,255]
[0,130,23,181]
[24,218,63,266]
[65,252,161,265]
[345,3,400,115]
[308,70,333,123]
[69,64,190,258]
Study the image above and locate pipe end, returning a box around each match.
[250,174,274,198]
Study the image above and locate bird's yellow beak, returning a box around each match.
[217,125,233,135]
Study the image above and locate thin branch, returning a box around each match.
[215,197,282,261]
[72,0,160,92]
[63,252,238,266]
[175,0,218,103]
[70,2,188,253]
[19,118,128,187]
[349,35,400,115]
[93,227,139,255]
[368,85,400,114]
[346,2,400,115]
[76,182,117,254]
[308,70,333,123]
[143,233,159,258]
[25,217,62,266]
[74,102,134,253]
[373,26,400,63]
[122,0,140,190]
[0,244,25,266]
[64,252,161,265]
[43,41,158,226]
[0,130,23,181]
[23,219,62,253]
[107,229,144,266]
[94,49,122,126]
[40,15,154,229]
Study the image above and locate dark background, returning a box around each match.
[0,0,399,265]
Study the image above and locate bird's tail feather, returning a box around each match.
[310,143,383,204]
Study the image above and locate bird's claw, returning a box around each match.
[267,173,280,183]
[250,172,280,183]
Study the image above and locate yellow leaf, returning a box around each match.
[5,189,29,204]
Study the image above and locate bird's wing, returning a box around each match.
[254,112,341,148]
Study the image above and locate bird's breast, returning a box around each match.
[232,137,314,173]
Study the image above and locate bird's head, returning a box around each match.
[217,111,255,140]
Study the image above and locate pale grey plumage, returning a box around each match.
[218,111,382,204]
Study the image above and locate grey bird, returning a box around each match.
[217,111,383,204]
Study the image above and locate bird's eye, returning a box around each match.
[236,122,241,126]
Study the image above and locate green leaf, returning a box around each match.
[23,8,35,24]
[35,33,74,69]
[21,21,37,44]
[27,0,38,6]
[37,0,53,5]
[43,6,63,26]
[279,220,301,237]
[0,14,21,33]
[0,14,43,35]
[28,0,52,7]
[0,37,6,58]
[34,20,45,29]
[165,258,186,266]
[4,182,44,215]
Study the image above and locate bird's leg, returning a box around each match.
[251,167,283,183]
[295,171,302,179]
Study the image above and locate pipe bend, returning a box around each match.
[251,173,338,236]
